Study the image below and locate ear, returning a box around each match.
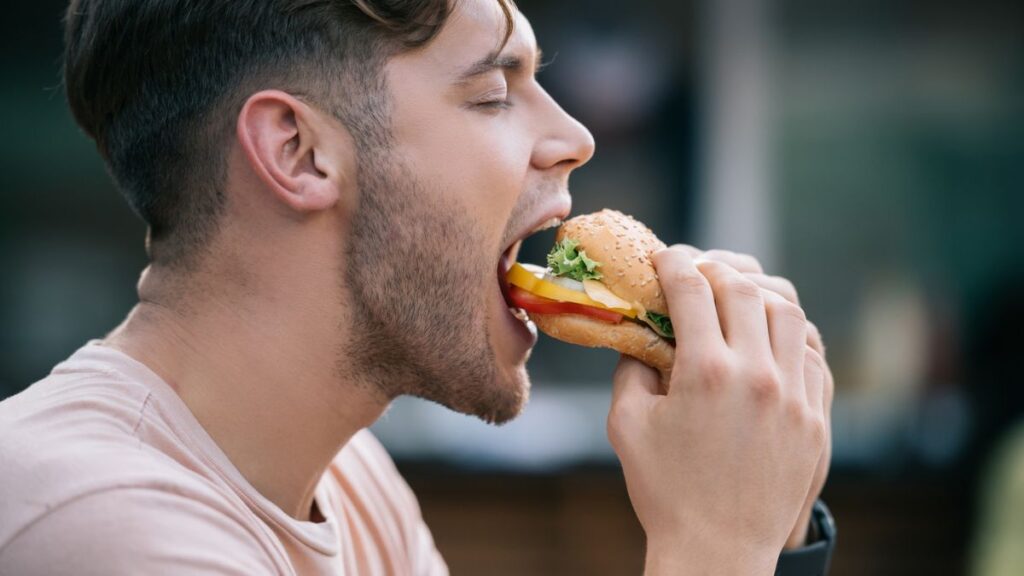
[236,90,351,214]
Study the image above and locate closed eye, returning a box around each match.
[470,87,512,111]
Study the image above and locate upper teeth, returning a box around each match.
[530,217,562,234]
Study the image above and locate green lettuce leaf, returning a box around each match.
[546,238,603,281]
[646,311,675,339]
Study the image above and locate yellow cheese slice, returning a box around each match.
[583,279,634,312]
[506,263,637,318]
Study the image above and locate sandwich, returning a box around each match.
[505,209,675,376]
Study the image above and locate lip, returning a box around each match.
[500,197,573,263]
[496,273,538,349]
[497,197,572,305]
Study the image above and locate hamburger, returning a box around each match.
[504,209,675,376]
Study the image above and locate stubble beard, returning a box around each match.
[342,152,528,425]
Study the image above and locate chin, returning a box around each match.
[410,311,533,426]
[461,346,533,426]
[489,362,533,425]
[472,280,536,425]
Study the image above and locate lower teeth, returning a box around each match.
[510,307,531,322]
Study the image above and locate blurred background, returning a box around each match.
[2,0,1023,574]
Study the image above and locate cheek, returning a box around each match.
[465,138,529,214]
[397,111,533,225]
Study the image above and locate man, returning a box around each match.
[0,0,835,574]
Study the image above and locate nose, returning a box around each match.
[531,89,596,172]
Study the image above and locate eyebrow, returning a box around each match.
[453,48,545,85]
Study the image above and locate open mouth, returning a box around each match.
[497,216,564,322]
[499,240,533,325]
[498,241,520,308]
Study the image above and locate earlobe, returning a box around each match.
[236,90,344,214]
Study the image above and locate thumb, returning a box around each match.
[610,355,659,421]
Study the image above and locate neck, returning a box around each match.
[104,263,389,521]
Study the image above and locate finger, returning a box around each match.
[747,273,800,305]
[700,249,765,274]
[821,356,834,415]
[751,282,821,357]
[608,356,659,446]
[694,259,770,354]
[803,346,826,411]
[763,290,807,381]
[673,244,704,259]
[806,321,826,358]
[652,246,726,358]
[612,355,660,401]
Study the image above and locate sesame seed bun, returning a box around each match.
[555,209,668,315]
[531,210,675,380]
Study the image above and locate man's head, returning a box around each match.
[64,0,497,265]
[64,0,594,423]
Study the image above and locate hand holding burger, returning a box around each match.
[506,210,832,573]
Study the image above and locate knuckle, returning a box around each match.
[808,415,828,447]
[694,258,728,276]
[703,249,763,273]
[738,253,764,273]
[806,319,820,334]
[774,272,798,291]
[806,321,826,352]
[804,347,825,374]
[824,368,835,397]
[695,355,732,393]
[675,244,703,258]
[744,253,764,272]
[774,276,799,301]
[664,244,695,259]
[760,287,783,301]
[724,277,762,300]
[784,398,807,424]
[652,245,686,269]
[701,249,733,263]
[668,268,711,296]
[769,299,807,324]
[748,367,782,404]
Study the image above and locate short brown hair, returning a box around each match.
[63,0,515,266]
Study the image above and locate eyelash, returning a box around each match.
[470,57,555,112]
[475,98,513,110]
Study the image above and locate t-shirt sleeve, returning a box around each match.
[0,487,280,576]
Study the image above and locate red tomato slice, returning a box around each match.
[508,286,624,324]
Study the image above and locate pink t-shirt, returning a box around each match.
[0,342,448,575]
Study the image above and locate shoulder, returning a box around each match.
[0,369,157,542]
[0,370,274,564]
[0,486,279,576]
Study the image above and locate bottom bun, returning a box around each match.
[530,313,675,376]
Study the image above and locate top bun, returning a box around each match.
[556,209,668,315]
